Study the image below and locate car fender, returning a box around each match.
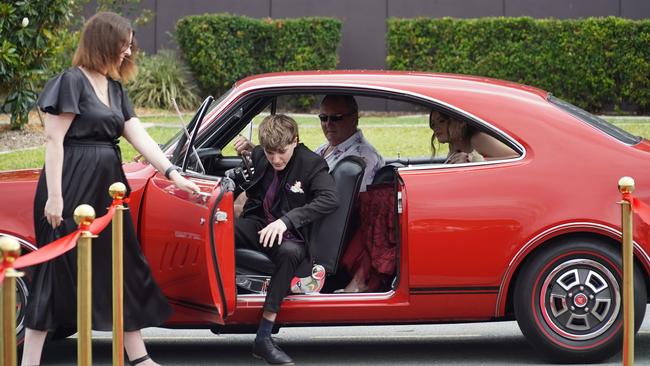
[0,232,37,254]
[495,221,650,317]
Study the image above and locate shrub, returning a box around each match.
[45,29,80,78]
[0,0,155,130]
[387,17,650,113]
[0,1,71,129]
[176,14,341,98]
[127,50,201,110]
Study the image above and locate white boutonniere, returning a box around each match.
[289,181,304,193]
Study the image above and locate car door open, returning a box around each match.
[139,174,235,325]
[140,96,235,324]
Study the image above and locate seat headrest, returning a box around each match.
[371,162,403,185]
[332,155,365,176]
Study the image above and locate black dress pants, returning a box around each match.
[235,216,306,313]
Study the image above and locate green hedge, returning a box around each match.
[176,14,341,97]
[387,17,650,113]
[0,0,71,129]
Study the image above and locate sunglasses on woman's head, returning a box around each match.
[318,112,354,123]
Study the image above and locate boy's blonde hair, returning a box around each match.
[258,114,299,151]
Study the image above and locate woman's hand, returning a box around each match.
[169,171,201,194]
[446,151,470,164]
[467,150,485,162]
[44,196,64,229]
[258,219,287,248]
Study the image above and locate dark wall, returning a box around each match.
[133,0,648,71]
[272,0,387,70]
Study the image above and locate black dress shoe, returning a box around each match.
[252,337,295,365]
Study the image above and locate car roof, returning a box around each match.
[235,70,550,104]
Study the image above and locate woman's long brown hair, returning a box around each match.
[73,12,138,81]
[429,110,477,157]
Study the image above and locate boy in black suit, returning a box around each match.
[236,114,338,365]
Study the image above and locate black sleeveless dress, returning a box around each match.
[24,67,172,332]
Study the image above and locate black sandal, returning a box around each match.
[129,354,151,366]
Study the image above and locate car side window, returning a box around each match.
[200,92,522,176]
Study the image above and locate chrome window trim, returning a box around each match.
[237,290,396,303]
[0,233,37,252]
[397,155,523,172]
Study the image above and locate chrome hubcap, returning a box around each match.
[540,259,620,341]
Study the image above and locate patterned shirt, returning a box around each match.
[315,129,384,192]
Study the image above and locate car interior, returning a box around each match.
[172,90,523,296]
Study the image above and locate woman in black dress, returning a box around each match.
[21,12,199,366]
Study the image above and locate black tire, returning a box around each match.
[15,261,76,347]
[514,237,647,363]
[16,273,29,347]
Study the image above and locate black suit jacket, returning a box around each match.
[241,143,339,245]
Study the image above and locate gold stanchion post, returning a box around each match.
[0,236,23,366]
[619,176,635,366]
[109,182,127,366]
[74,204,96,366]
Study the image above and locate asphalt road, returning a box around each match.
[37,305,650,365]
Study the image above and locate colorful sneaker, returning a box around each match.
[290,264,326,294]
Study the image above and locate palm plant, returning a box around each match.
[129,50,201,110]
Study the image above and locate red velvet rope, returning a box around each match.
[0,203,118,282]
[622,192,633,203]
[629,195,650,226]
[621,193,650,233]
[111,197,130,207]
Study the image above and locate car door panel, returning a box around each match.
[400,163,532,290]
[139,172,235,325]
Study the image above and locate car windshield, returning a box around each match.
[160,86,235,152]
[549,95,642,145]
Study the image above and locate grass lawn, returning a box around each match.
[1,115,649,171]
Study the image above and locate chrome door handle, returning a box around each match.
[214,209,228,223]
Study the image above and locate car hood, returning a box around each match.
[0,162,155,184]
[0,169,41,182]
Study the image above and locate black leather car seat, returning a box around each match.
[235,155,366,292]
[370,162,404,186]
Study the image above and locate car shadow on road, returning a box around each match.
[39,331,645,365]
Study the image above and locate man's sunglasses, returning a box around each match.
[318,112,355,123]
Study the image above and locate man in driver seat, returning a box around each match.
[235,114,338,365]
[313,95,383,190]
[234,95,383,215]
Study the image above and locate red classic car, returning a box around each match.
[2,71,649,363]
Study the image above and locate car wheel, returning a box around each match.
[514,238,647,363]
[16,274,29,347]
[15,273,76,344]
